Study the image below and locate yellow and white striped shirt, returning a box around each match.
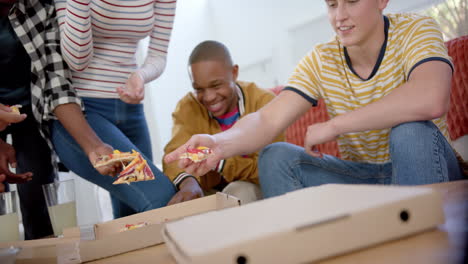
[286,13,452,164]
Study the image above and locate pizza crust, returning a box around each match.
[94,150,138,168]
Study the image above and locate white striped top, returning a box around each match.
[287,14,452,164]
[54,0,176,98]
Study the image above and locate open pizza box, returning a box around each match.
[0,192,240,263]
[162,184,445,264]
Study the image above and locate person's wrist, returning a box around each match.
[132,71,145,83]
[179,176,200,190]
[211,134,228,159]
[84,139,109,156]
[328,117,342,137]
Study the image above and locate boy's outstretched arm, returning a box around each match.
[164,91,312,177]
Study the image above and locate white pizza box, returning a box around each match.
[0,192,240,264]
[163,184,444,264]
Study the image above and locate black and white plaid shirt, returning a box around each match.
[8,0,82,171]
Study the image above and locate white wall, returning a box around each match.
[145,0,449,163]
[144,0,216,162]
[208,0,326,68]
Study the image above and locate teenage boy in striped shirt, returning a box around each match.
[165,0,463,198]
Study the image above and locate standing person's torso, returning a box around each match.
[55,0,174,98]
[0,14,31,106]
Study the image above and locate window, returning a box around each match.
[423,0,468,40]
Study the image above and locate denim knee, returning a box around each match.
[389,121,438,152]
[388,121,456,184]
[259,142,290,162]
[258,142,302,182]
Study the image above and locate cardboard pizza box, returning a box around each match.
[163,184,444,264]
[60,192,239,263]
[0,192,240,263]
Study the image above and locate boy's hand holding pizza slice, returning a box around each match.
[164,134,223,177]
[179,146,213,163]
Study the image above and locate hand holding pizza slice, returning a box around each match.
[93,149,138,168]
[164,134,219,178]
[93,150,155,185]
[179,146,213,163]
[9,105,22,114]
[0,104,26,131]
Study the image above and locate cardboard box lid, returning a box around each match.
[164,184,442,256]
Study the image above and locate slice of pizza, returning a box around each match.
[179,146,213,163]
[112,153,155,185]
[120,222,148,232]
[94,150,139,168]
[7,105,21,114]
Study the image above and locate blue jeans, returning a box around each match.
[1,105,54,239]
[259,121,463,198]
[51,98,176,218]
